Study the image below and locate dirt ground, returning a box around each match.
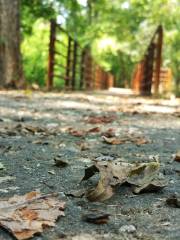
[0,89,180,240]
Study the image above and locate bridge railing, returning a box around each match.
[46,19,114,90]
[131,25,172,96]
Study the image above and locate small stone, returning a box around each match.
[170,180,175,184]
[0,162,5,170]
[119,224,136,233]
[48,170,55,175]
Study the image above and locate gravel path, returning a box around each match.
[0,89,180,240]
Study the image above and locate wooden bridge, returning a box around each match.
[46,20,114,91]
[46,21,172,95]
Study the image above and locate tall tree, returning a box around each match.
[0,0,24,88]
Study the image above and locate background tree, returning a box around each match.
[0,0,24,88]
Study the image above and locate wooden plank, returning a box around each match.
[65,36,72,88]
[47,19,56,89]
[154,25,163,95]
[71,41,78,90]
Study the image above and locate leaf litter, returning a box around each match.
[102,134,150,145]
[82,159,168,201]
[0,191,65,240]
[68,127,100,138]
[86,115,116,124]
[0,91,179,239]
[82,210,110,224]
[166,194,180,208]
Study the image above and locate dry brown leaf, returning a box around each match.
[86,115,116,124]
[133,179,168,193]
[132,137,150,145]
[83,160,164,202]
[86,184,114,202]
[174,151,180,162]
[102,135,150,145]
[101,128,116,138]
[127,163,167,193]
[68,128,86,137]
[24,125,44,134]
[102,136,126,145]
[14,124,45,135]
[87,127,101,133]
[85,160,135,201]
[0,191,65,240]
[82,210,110,224]
[79,142,90,151]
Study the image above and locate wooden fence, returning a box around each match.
[132,25,172,96]
[47,19,114,90]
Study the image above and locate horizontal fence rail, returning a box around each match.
[47,19,114,90]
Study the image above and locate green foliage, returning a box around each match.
[21,19,49,86]
[20,0,180,94]
[21,0,56,35]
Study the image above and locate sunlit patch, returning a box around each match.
[96,37,119,53]
[121,1,130,9]
[77,0,87,7]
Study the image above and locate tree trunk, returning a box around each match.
[0,0,24,88]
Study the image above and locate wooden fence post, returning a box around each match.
[72,41,78,90]
[65,36,72,89]
[154,25,163,95]
[80,49,86,89]
[47,19,56,90]
[140,43,155,96]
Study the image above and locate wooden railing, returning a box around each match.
[131,25,172,96]
[46,19,114,90]
[132,63,172,95]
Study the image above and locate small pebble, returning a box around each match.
[119,224,136,233]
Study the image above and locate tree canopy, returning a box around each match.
[20,0,180,93]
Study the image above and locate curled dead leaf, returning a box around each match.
[132,178,168,194]
[82,210,110,224]
[81,165,99,182]
[86,184,114,202]
[102,136,126,145]
[83,160,165,202]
